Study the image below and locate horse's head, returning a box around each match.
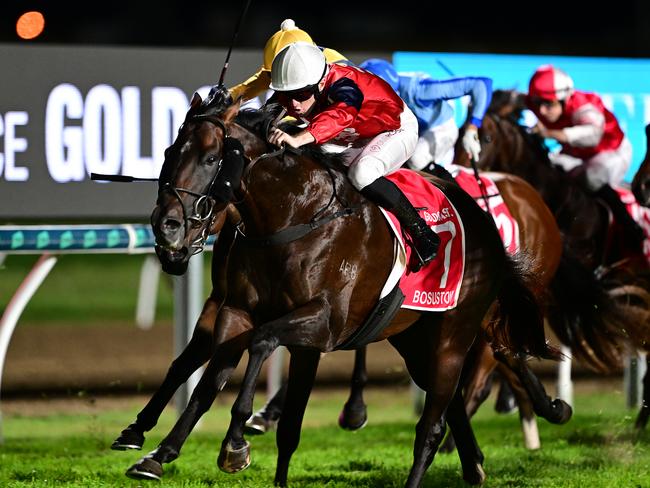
[151,85,245,275]
[453,112,513,172]
[453,90,549,178]
[631,124,650,207]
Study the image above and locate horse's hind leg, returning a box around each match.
[274,348,320,487]
[445,387,486,485]
[339,346,369,430]
[635,355,650,429]
[111,296,218,451]
[496,363,540,449]
[389,315,478,487]
[441,338,496,453]
[494,350,572,425]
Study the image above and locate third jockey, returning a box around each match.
[526,64,645,248]
[358,58,493,172]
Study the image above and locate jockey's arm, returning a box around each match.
[416,76,493,127]
[228,68,271,102]
[268,127,316,148]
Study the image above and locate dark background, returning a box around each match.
[2,1,649,58]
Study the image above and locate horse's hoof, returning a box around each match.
[125,457,163,481]
[244,412,277,436]
[217,440,251,473]
[463,463,486,485]
[550,399,573,424]
[111,425,144,450]
[338,405,368,431]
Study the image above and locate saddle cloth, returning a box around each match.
[379,169,466,312]
[448,165,520,254]
[615,186,650,261]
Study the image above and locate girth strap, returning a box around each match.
[335,283,405,350]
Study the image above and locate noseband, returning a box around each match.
[157,113,230,254]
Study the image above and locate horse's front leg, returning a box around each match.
[339,346,369,430]
[112,295,219,451]
[125,307,251,481]
[274,347,321,487]
[218,298,332,474]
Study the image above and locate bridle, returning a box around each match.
[156,113,230,255]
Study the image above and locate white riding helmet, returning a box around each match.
[270,41,327,92]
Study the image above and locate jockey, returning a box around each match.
[526,64,645,247]
[358,58,493,172]
[266,42,440,270]
[228,18,349,108]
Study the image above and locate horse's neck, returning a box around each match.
[240,152,354,238]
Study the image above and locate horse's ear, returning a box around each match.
[190,92,202,108]
[222,97,242,124]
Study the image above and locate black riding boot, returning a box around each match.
[361,177,440,271]
[410,161,457,183]
[594,184,646,250]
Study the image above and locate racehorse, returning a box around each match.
[246,168,568,452]
[628,122,650,428]
[453,90,650,427]
[120,87,565,486]
[631,124,650,207]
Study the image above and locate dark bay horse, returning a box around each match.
[121,89,563,486]
[453,90,650,427]
[247,169,568,452]
[631,124,650,207]
[629,122,650,428]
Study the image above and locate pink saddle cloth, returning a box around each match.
[381,169,466,311]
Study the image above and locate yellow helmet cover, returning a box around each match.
[263,19,314,71]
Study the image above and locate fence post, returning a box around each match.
[624,350,647,408]
[173,253,204,415]
[0,253,58,443]
[135,255,161,330]
[557,345,573,407]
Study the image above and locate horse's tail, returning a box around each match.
[487,252,561,360]
[545,250,628,372]
[597,260,650,357]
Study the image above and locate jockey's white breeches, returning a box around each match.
[321,103,418,190]
[408,117,459,171]
[550,136,632,190]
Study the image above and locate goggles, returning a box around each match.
[277,86,317,103]
[528,96,557,108]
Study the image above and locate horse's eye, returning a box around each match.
[483,135,493,144]
[205,155,219,166]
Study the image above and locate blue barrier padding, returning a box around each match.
[0,225,216,253]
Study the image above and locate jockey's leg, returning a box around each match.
[586,142,645,250]
[593,183,645,249]
[360,176,440,270]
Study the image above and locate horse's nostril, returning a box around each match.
[162,218,182,233]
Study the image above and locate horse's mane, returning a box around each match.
[233,103,349,173]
